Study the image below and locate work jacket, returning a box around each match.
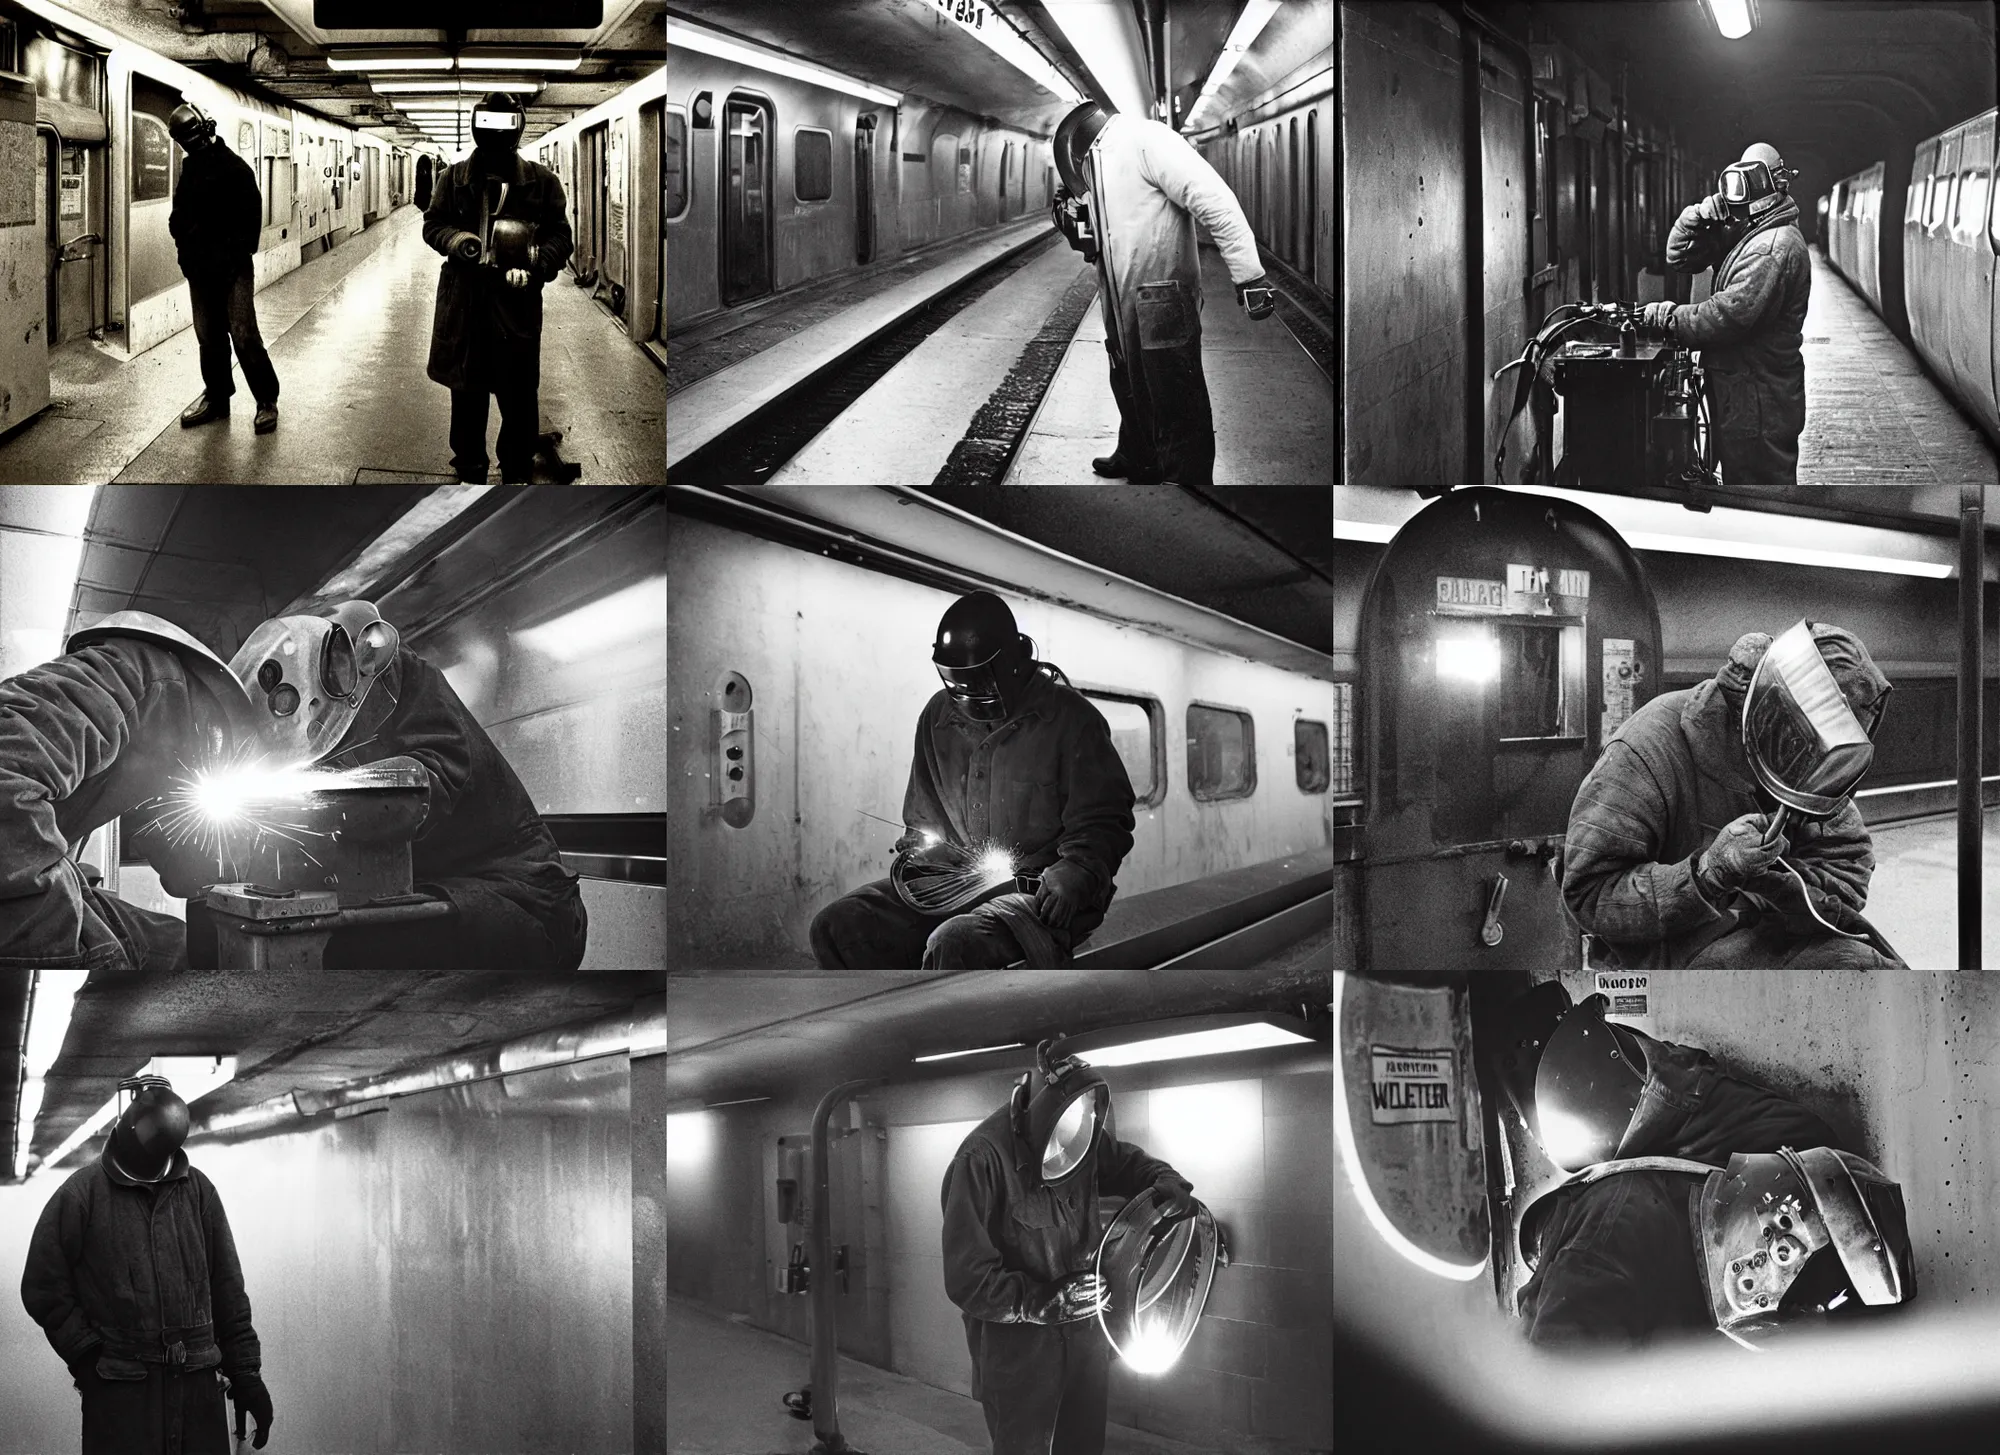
[1085,114,1263,364]
[169,141,262,282]
[21,1149,261,1379]
[1664,196,1811,450]
[0,640,237,970]
[900,670,1136,916]
[1516,1034,1843,1348]
[422,150,574,391]
[1562,672,1883,969]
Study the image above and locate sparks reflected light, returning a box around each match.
[1119,1312,1184,1375]
[1537,1106,1614,1172]
[978,846,1015,883]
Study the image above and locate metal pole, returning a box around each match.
[808,1078,877,1454]
[1960,479,1984,970]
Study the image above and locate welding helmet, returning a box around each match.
[1010,1040,1110,1185]
[1054,101,1109,198]
[66,611,262,744]
[107,1075,189,1184]
[933,591,1032,724]
[1485,979,1574,1134]
[228,600,401,765]
[1741,620,1888,820]
[1096,1181,1224,1375]
[1719,142,1797,220]
[471,92,526,154]
[1531,993,1648,1171]
[167,101,217,151]
[1698,1146,1914,1341]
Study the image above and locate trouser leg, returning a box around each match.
[1716,429,1797,488]
[809,877,947,968]
[226,267,281,406]
[1140,334,1217,486]
[187,277,235,402]
[922,893,1081,969]
[974,1322,1067,1455]
[449,386,493,481]
[493,368,541,483]
[1102,336,1158,471]
[1051,1321,1111,1455]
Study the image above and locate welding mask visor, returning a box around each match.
[1531,994,1648,1171]
[1054,102,1108,199]
[229,601,400,765]
[1742,620,1881,819]
[472,94,525,153]
[1013,1044,1110,1185]
[1698,1147,1914,1341]
[933,590,1027,723]
[108,1076,189,1184]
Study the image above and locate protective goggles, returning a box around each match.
[473,109,524,136]
[1741,621,1884,818]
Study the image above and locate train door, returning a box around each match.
[1356,489,1662,972]
[721,97,771,305]
[1288,116,1299,264]
[1942,113,1996,433]
[1912,129,1959,379]
[361,146,378,224]
[632,99,663,347]
[578,121,607,284]
[1306,110,1319,285]
[330,136,348,240]
[605,115,629,314]
[40,132,101,346]
[855,114,876,264]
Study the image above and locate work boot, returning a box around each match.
[1091,453,1163,483]
[180,394,228,428]
[253,403,278,435]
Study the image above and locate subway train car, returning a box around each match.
[0,970,664,1450]
[1336,483,2000,974]
[0,484,664,974]
[1338,966,2000,1454]
[1191,56,1333,299]
[669,485,1338,970]
[668,967,1333,1452]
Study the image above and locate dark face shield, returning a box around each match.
[1531,995,1647,1171]
[1742,621,1879,818]
[935,654,1008,722]
[472,107,524,150]
[108,1076,190,1183]
[1019,1058,1109,1185]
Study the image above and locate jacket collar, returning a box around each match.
[101,1145,190,1188]
[1719,195,1801,270]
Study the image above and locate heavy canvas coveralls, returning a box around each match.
[1663,195,1811,487]
[1085,114,1264,487]
[809,671,1136,969]
[21,1148,262,1454]
[1562,631,1900,970]
[1516,1033,1843,1348]
[941,1102,1187,1455]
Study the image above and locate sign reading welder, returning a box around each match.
[932,0,990,30]
[1369,1045,1456,1124]
[1593,971,1656,1037]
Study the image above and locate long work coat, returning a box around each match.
[1664,196,1811,483]
[422,152,574,391]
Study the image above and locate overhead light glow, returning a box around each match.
[1701,0,1757,40]
[667,1111,715,1171]
[1185,0,1283,129]
[1071,1020,1312,1069]
[912,1042,1028,1064]
[1435,630,1502,684]
[667,19,901,108]
[372,79,540,94]
[1617,529,1952,579]
[933,1,1080,105]
[13,971,89,1179]
[32,1055,236,1178]
[327,53,454,71]
[460,52,583,71]
[514,575,665,662]
[1041,0,1151,119]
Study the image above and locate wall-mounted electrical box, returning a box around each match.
[715,670,753,828]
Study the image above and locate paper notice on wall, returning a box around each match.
[1369,1045,1457,1125]
[1602,638,1638,741]
[1593,972,1656,1038]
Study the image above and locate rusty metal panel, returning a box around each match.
[1341,1,1467,484]
[1480,49,1529,482]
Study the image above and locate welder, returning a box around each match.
[0,605,586,973]
[21,1076,275,1452]
[808,591,1135,969]
[941,1042,1195,1453]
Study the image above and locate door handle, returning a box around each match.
[1479,873,1509,948]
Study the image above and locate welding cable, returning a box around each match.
[1771,856,1871,941]
[890,840,1019,914]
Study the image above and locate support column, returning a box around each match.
[1959,481,1984,970]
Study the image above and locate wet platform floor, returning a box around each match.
[1862,807,2000,968]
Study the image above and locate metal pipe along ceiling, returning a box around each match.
[194,1003,665,1139]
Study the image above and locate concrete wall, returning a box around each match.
[0,78,49,433]
[667,516,1340,965]
[665,1048,1333,1453]
[0,1057,639,1454]
[633,1050,668,1455]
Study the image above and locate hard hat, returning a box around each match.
[107,1076,189,1183]
[933,591,1028,724]
[1053,102,1109,198]
[1741,620,1885,820]
[227,601,400,766]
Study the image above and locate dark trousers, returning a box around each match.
[970,1320,1109,1455]
[1716,428,1799,488]
[78,1364,229,1455]
[449,366,540,483]
[187,263,279,408]
[1104,329,1216,487]
[809,877,1094,969]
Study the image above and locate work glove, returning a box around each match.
[1154,1176,1197,1219]
[1029,1272,1109,1324]
[1639,301,1676,334]
[1697,813,1788,895]
[1033,859,1094,930]
[895,831,955,868]
[1237,275,1276,320]
[228,1370,274,1450]
[504,267,532,288]
[1694,193,1728,225]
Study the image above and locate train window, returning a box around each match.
[667,107,688,220]
[1434,620,1585,741]
[1187,703,1256,802]
[1928,161,1954,228]
[958,146,972,194]
[1991,166,2000,250]
[1082,691,1164,807]
[131,112,172,202]
[794,127,832,203]
[1294,718,1330,794]
[1955,167,1989,240]
[1001,140,1011,199]
[1330,684,1353,796]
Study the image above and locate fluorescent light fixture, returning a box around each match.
[460,50,583,71]
[13,971,88,1179]
[1041,0,1152,119]
[372,79,540,94]
[32,1054,238,1177]
[667,1111,715,1170]
[1700,0,1758,41]
[705,1095,772,1108]
[0,483,96,680]
[1185,0,1283,128]
[1064,1015,1315,1069]
[514,575,665,662]
[912,1041,1028,1064]
[933,2,1080,105]
[327,52,454,71]
[667,19,900,108]
[1617,529,1951,579]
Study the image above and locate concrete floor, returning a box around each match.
[668,1297,1227,1455]
[1800,249,1999,487]
[1861,807,2000,967]
[1006,246,1335,486]
[0,205,664,484]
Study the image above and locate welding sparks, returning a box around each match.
[141,755,336,872]
[976,846,1014,884]
[1118,1311,1185,1375]
[187,762,327,824]
[892,837,1020,913]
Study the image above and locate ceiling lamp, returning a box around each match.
[460,47,582,71]
[371,79,540,94]
[1059,1013,1317,1069]
[1184,0,1283,130]
[327,50,453,71]
[1699,0,1759,40]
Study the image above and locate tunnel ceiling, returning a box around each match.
[666,967,1329,1107]
[40,0,664,146]
[1533,0,1997,192]
[921,485,1335,654]
[23,971,664,1169]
